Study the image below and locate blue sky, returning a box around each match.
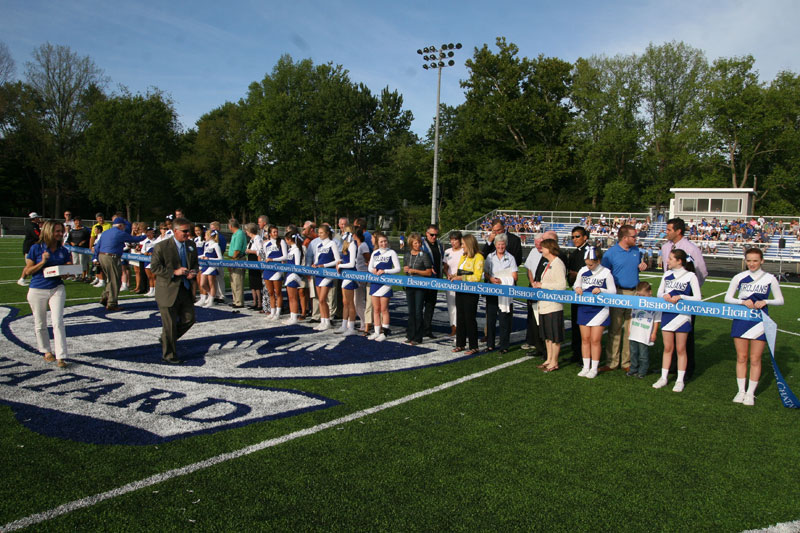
[3,0,799,136]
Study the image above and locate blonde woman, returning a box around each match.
[451,234,484,355]
[23,220,72,368]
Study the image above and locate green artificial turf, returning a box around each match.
[1,237,798,532]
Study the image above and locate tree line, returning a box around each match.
[1,38,799,231]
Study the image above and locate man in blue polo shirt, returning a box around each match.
[600,224,647,372]
[97,217,147,311]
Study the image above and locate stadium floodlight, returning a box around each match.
[415,41,463,225]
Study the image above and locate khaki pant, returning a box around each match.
[605,288,635,368]
[27,285,67,359]
[99,253,122,306]
[229,268,245,306]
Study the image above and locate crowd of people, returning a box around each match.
[17,211,784,405]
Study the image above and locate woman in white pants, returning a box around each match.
[442,231,464,337]
[24,220,72,368]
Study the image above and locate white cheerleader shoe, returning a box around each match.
[585,369,598,379]
[95,280,106,288]
[374,333,386,342]
[367,331,380,340]
[577,367,589,378]
[672,381,685,393]
[195,295,206,307]
[743,394,755,406]
[342,328,358,336]
[732,391,746,403]
[652,377,668,389]
[203,297,214,308]
[120,284,129,292]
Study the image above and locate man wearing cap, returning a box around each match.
[17,212,42,286]
[96,217,147,311]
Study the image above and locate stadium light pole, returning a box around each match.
[417,42,461,225]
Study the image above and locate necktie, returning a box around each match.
[179,242,190,289]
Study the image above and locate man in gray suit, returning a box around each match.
[150,217,199,364]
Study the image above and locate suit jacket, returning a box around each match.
[482,231,523,270]
[150,238,199,307]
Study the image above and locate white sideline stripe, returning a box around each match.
[778,328,800,338]
[0,355,532,531]
[702,292,727,301]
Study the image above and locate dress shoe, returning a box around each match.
[231,304,243,309]
[598,365,616,373]
[99,297,108,306]
[56,360,68,368]
[106,305,122,312]
[161,357,183,365]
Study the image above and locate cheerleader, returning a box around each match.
[283,230,307,324]
[367,232,400,341]
[312,225,341,331]
[197,229,222,308]
[652,249,701,392]
[262,225,289,320]
[724,248,784,406]
[193,224,205,248]
[573,246,616,379]
[141,227,157,297]
[352,230,369,333]
[335,224,359,335]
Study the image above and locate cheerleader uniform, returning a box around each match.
[724,269,784,341]
[574,264,616,327]
[314,238,341,287]
[194,235,204,248]
[368,247,401,297]
[262,238,289,281]
[201,240,223,276]
[285,243,305,289]
[141,238,155,270]
[657,267,701,332]
[339,240,358,290]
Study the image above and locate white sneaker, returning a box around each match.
[96,280,106,288]
[585,369,598,379]
[652,377,668,389]
[195,295,206,307]
[672,381,685,392]
[732,391,746,403]
[743,394,755,406]
[283,316,298,325]
[17,278,28,286]
[334,325,347,334]
[90,278,100,286]
[374,333,386,342]
[343,328,358,336]
[312,322,325,330]
[367,331,380,340]
[203,297,214,308]
[317,322,331,331]
[577,367,589,377]
[120,284,129,292]
[147,288,156,297]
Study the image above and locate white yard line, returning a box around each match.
[0,355,532,531]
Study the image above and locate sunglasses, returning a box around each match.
[176,229,192,234]
[428,233,438,237]
[571,235,582,239]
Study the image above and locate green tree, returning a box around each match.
[24,43,108,215]
[570,54,644,209]
[173,101,254,221]
[76,90,180,220]
[244,55,415,224]
[638,41,710,206]
[436,38,573,229]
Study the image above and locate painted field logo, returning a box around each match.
[0,297,482,445]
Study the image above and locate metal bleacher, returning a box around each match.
[455,209,800,264]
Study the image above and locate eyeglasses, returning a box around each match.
[428,233,438,237]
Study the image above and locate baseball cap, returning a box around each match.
[28,212,41,219]
[112,217,125,225]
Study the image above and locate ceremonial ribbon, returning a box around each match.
[66,245,796,407]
